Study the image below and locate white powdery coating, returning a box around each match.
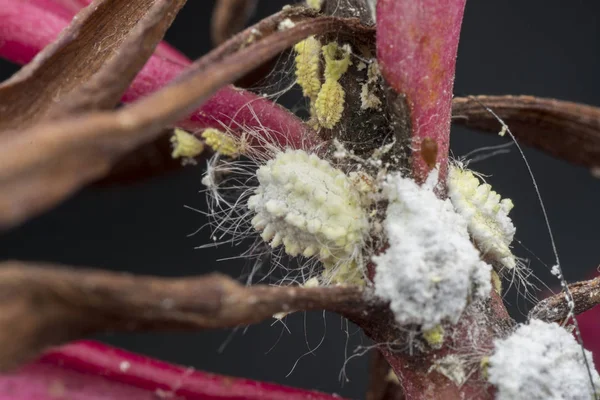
[447,165,516,270]
[489,319,600,400]
[373,172,492,329]
[248,149,369,262]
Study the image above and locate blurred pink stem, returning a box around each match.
[0,341,344,400]
[376,0,466,181]
[0,0,315,149]
[45,0,191,64]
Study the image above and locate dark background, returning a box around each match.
[1,1,599,398]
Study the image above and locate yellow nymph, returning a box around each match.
[306,0,323,11]
[201,128,240,157]
[170,128,204,161]
[293,36,322,100]
[447,164,516,270]
[315,42,351,129]
[423,325,445,349]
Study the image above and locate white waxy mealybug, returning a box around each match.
[447,165,516,270]
[488,319,600,400]
[247,149,370,272]
[372,170,492,330]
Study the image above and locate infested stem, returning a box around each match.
[368,290,513,400]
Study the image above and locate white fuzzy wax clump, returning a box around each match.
[488,319,600,400]
[372,172,492,330]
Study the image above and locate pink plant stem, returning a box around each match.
[124,56,318,149]
[0,341,345,400]
[375,5,504,397]
[376,0,466,181]
[23,0,77,20]
[0,1,69,65]
[0,0,317,149]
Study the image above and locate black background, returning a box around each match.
[1,1,599,398]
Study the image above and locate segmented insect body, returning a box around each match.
[247,149,370,282]
[201,128,240,157]
[294,36,322,100]
[315,42,351,129]
[170,128,204,163]
[315,80,345,129]
[447,165,516,270]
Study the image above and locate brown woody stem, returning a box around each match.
[452,95,600,170]
[211,0,258,46]
[530,276,600,322]
[0,260,374,372]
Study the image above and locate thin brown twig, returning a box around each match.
[95,129,189,186]
[0,0,186,130]
[452,95,600,169]
[0,260,374,372]
[529,276,600,322]
[211,0,258,46]
[57,0,187,114]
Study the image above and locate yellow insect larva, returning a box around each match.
[422,325,445,349]
[170,128,204,163]
[321,42,352,81]
[447,164,516,270]
[315,79,345,129]
[293,36,322,100]
[201,128,240,157]
[315,42,352,129]
[306,0,323,11]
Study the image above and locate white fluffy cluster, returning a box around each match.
[488,319,600,400]
[247,149,370,264]
[447,165,516,270]
[372,172,492,329]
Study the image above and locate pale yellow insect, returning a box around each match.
[293,36,322,100]
[315,42,351,129]
[201,128,240,157]
[170,128,204,164]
